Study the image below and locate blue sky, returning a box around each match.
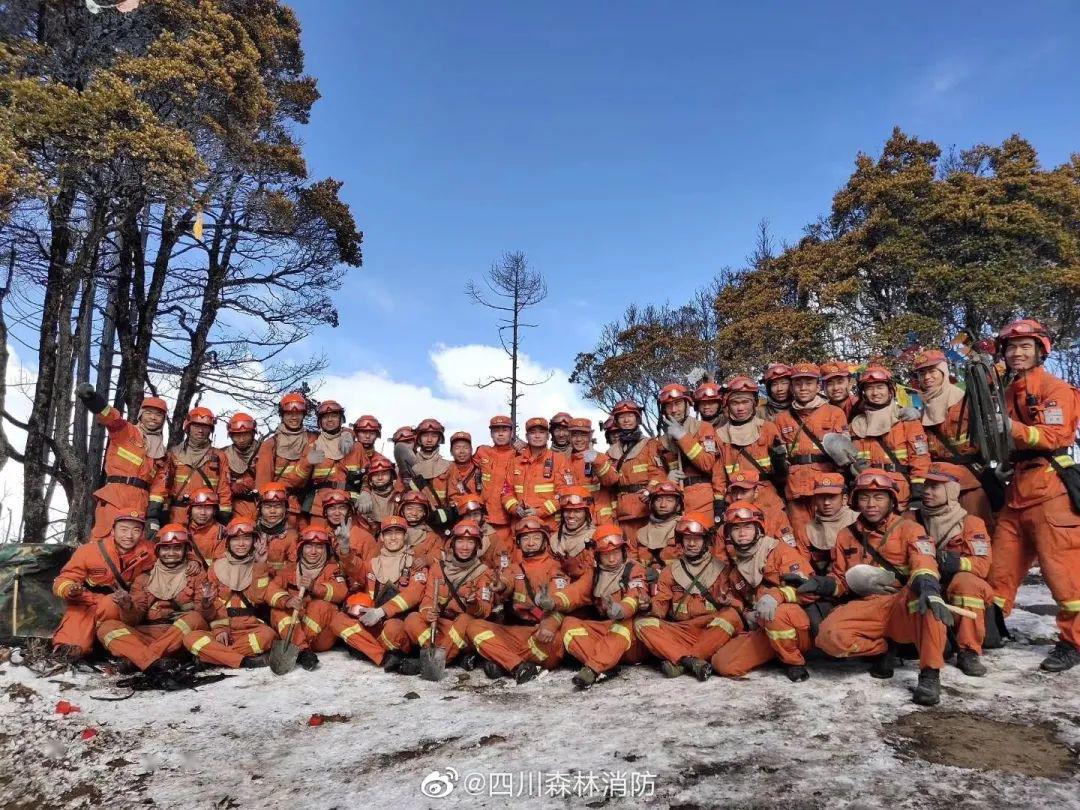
[288,0,1080,384]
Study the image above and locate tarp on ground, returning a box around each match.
[0,543,73,638]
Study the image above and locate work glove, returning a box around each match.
[354,490,374,514]
[847,460,870,479]
[339,431,354,455]
[307,448,325,465]
[360,607,385,627]
[792,574,837,597]
[583,450,598,463]
[754,594,779,622]
[910,574,954,627]
[515,506,535,519]
[534,586,556,613]
[667,469,686,483]
[897,406,921,422]
[665,418,687,441]
[844,564,899,596]
[939,552,964,577]
[345,470,365,492]
[75,382,108,414]
[606,600,627,620]
[335,530,350,556]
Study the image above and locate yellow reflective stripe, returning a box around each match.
[383,594,406,612]
[527,635,548,661]
[610,622,632,646]
[1053,454,1075,468]
[959,557,972,573]
[622,596,639,612]
[248,633,263,654]
[754,457,771,467]
[149,495,165,503]
[339,624,361,640]
[599,507,614,518]
[993,596,1007,608]
[586,483,601,492]
[323,583,335,601]
[56,581,74,597]
[175,475,190,483]
[269,591,288,607]
[555,592,571,609]
[102,627,131,647]
[532,484,555,493]
[190,635,212,655]
[277,616,297,633]
[417,627,433,646]
[210,618,231,628]
[302,615,322,634]
[909,568,938,580]
[279,465,296,476]
[892,448,909,458]
[685,443,704,461]
[779,586,797,603]
[472,629,495,648]
[513,592,528,603]
[513,485,525,493]
[481,473,492,481]
[504,498,520,510]
[634,617,661,634]
[173,618,192,635]
[1059,599,1080,614]
[257,577,269,588]
[378,629,399,650]
[707,617,735,635]
[631,464,649,473]
[596,461,612,476]
[544,499,557,514]
[449,626,467,649]
[562,626,589,651]
[1026,426,1040,448]
[116,446,143,466]
[313,467,334,476]
[724,464,739,473]
[951,596,985,609]
[766,627,798,640]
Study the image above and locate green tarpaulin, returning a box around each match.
[0,543,73,638]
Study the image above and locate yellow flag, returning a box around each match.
[193,208,204,240]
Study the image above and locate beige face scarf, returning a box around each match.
[298,545,328,581]
[593,556,627,601]
[551,521,593,558]
[224,441,258,475]
[920,479,966,549]
[718,415,762,447]
[441,546,485,582]
[731,534,777,589]
[405,525,430,550]
[315,428,348,462]
[791,394,827,412]
[921,362,966,426]
[138,408,166,460]
[144,558,189,601]
[850,400,898,438]
[636,514,678,550]
[273,423,307,461]
[213,546,255,593]
[371,542,410,584]
[805,507,858,550]
[412,448,451,480]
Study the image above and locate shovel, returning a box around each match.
[269,586,307,676]
[419,579,447,681]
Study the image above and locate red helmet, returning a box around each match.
[316,400,345,418]
[812,473,846,496]
[449,431,472,446]
[392,426,416,444]
[299,523,332,547]
[658,383,691,407]
[379,515,408,534]
[593,524,627,554]
[819,361,851,381]
[415,418,445,442]
[258,482,289,503]
[761,363,793,383]
[398,490,430,512]
[279,392,308,414]
[224,518,256,538]
[725,375,760,397]
[611,400,642,418]
[648,480,684,503]
[601,417,617,434]
[189,487,219,506]
[675,513,711,539]
[352,414,382,435]
[857,365,894,388]
[489,415,513,429]
[912,349,947,372]
[321,490,352,511]
[568,417,592,433]
[140,396,168,414]
[184,407,215,429]
[549,412,573,428]
[851,470,900,497]
[513,515,550,541]
[227,413,257,434]
[558,486,593,510]
[525,417,549,432]
[789,362,821,380]
[726,470,761,492]
[451,520,482,540]
[155,523,189,548]
[996,318,1052,356]
[693,382,724,404]
[723,501,765,532]
[453,494,484,514]
[366,454,396,477]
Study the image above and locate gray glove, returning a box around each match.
[307,448,325,464]
[534,586,556,613]
[897,406,921,422]
[754,594,779,621]
[355,490,374,514]
[515,505,535,518]
[336,529,350,556]
[844,564,899,596]
[667,468,686,483]
[607,600,627,620]
[665,418,687,440]
[360,606,385,627]
[583,450,598,463]
[340,431,355,455]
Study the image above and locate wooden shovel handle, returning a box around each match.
[945,603,977,620]
[283,586,307,644]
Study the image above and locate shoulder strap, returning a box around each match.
[444,562,483,613]
[872,434,905,469]
[848,522,907,583]
[676,558,724,612]
[96,540,131,593]
[788,408,831,457]
[620,561,635,591]
[736,444,771,478]
[926,423,977,469]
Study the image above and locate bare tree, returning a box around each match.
[465,251,549,434]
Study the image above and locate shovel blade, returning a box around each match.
[269,640,301,676]
[419,647,447,681]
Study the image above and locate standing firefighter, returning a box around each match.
[473,415,518,535]
[988,319,1080,672]
[760,363,794,422]
[283,400,365,520]
[549,412,574,456]
[693,381,726,430]
[222,413,260,522]
[568,418,615,524]
[75,385,167,540]
[599,400,666,547]
[502,417,573,530]
[656,383,718,520]
[254,392,310,527]
[713,375,785,513]
[821,361,860,419]
[151,407,232,528]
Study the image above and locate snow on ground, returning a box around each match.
[1,582,1078,810]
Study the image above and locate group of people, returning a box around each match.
[49,318,1080,706]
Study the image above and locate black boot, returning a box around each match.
[912,668,941,706]
[955,650,987,677]
[145,659,185,691]
[660,660,685,678]
[785,664,810,682]
[382,651,405,672]
[572,666,597,689]
[869,644,899,679]
[296,651,319,671]
[680,656,712,682]
[241,654,269,669]
[398,656,422,676]
[512,662,540,684]
[457,652,479,671]
[982,604,1008,649]
[483,660,506,680]
[1040,641,1080,673]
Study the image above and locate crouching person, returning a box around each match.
[466,516,573,684]
[559,525,650,689]
[183,518,276,668]
[265,522,347,671]
[634,513,742,681]
[96,524,212,685]
[400,520,495,675]
[710,502,815,682]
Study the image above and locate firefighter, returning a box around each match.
[849,365,931,510]
[633,513,743,681]
[711,502,815,681]
[323,489,378,578]
[330,516,427,668]
[96,524,213,685]
[713,375,785,514]
[550,412,574,456]
[222,413,260,522]
[351,414,383,465]
[723,470,796,549]
[357,454,403,529]
[914,349,994,529]
[550,486,597,587]
[405,418,453,521]
[465,516,576,683]
[442,431,482,501]
[254,392,310,527]
[397,490,442,564]
[657,383,718,520]
[558,525,650,689]
[821,361,860,419]
[454,494,514,573]
[282,400,364,520]
[988,319,1080,672]
[693,381,726,430]
[401,520,496,674]
[75,384,167,540]
[602,417,619,447]
[182,518,277,669]
[185,488,225,566]
[151,407,232,528]
[266,523,348,670]
[597,401,666,547]
[255,482,297,576]
[793,473,857,578]
[760,363,794,422]
[811,472,952,705]
[634,481,684,571]
[918,466,993,677]
[502,417,574,530]
[773,362,849,533]
[52,511,155,660]
[473,415,518,534]
[568,418,615,524]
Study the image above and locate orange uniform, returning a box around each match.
[88,406,164,539]
[280,440,366,520]
[183,563,276,668]
[151,446,233,525]
[188,520,225,566]
[989,364,1080,650]
[929,513,993,654]
[923,400,994,526]
[816,514,947,670]
[634,515,681,570]
[259,521,299,577]
[266,559,347,652]
[558,560,650,674]
[254,437,306,526]
[850,419,931,508]
[656,419,719,519]
[222,445,260,522]
[403,559,495,663]
[52,535,155,655]
[773,402,848,528]
[597,437,666,545]
[713,419,786,510]
[473,443,517,528]
[569,450,616,524]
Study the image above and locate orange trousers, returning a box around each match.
[466,620,566,671]
[184,622,277,667]
[959,487,995,534]
[270,600,339,652]
[403,613,473,663]
[327,611,389,665]
[945,572,993,654]
[989,495,1080,648]
[560,617,646,673]
[53,595,131,656]
[785,497,814,538]
[96,612,207,671]
[816,591,946,669]
[91,496,147,540]
[619,518,648,550]
[633,609,742,663]
[682,482,714,524]
[711,603,812,676]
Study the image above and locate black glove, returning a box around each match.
[345,469,366,493]
[411,475,429,491]
[939,552,963,577]
[216,510,231,527]
[910,574,954,627]
[713,500,728,522]
[768,442,790,477]
[76,382,107,414]
[794,575,836,597]
[908,483,925,513]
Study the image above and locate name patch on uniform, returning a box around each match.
[1044,407,1064,425]
[915,540,935,556]
[480,587,492,601]
[972,537,990,556]
[629,579,645,590]
[415,570,427,583]
[703,439,717,453]
[553,577,568,590]
[781,529,796,547]
[913,437,928,455]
